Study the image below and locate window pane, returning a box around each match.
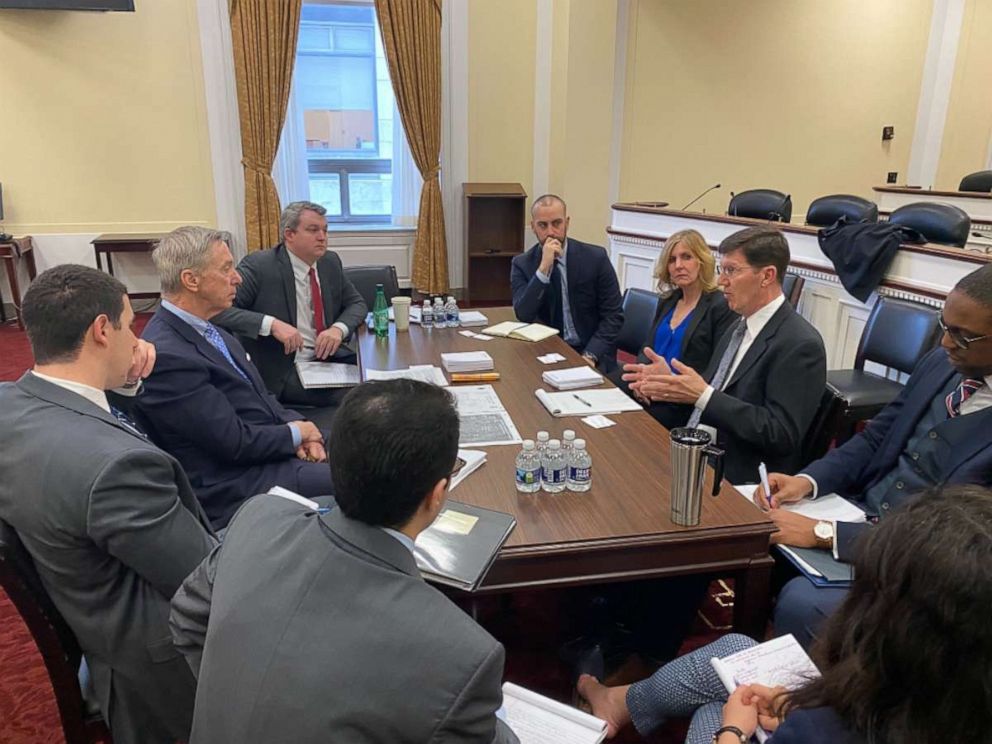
[309,175,343,216]
[334,27,373,53]
[349,173,391,216]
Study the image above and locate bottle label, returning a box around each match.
[515,468,539,485]
[569,466,591,482]
[544,467,566,484]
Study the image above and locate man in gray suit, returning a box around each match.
[171,379,518,744]
[213,201,367,420]
[0,265,217,744]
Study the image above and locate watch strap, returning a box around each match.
[712,725,748,743]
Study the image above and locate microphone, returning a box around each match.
[681,183,721,211]
[769,193,791,222]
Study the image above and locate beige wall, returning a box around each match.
[0,0,215,234]
[935,0,992,189]
[619,0,932,219]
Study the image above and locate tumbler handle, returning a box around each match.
[705,445,725,496]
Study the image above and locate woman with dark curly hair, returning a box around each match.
[577,484,992,743]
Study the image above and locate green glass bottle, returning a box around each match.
[373,283,389,338]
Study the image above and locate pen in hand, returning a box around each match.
[573,394,593,407]
[758,461,772,509]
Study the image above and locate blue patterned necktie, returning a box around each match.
[687,318,747,428]
[945,377,984,418]
[110,405,147,439]
[203,324,250,381]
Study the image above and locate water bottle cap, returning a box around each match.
[522,439,535,449]
[537,431,549,441]
[562,429,575,441]
[548,439,561,449]
[375,283,384,289]
[573,439,586,449]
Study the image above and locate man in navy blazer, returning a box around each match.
[212,201,367,417]
[511,194,623,370]
[138,227,333,529]
[764,263,992,647]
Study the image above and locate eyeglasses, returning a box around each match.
[939,314,992,350]
[719,264,759,279]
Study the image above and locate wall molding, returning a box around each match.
[441,0,469,290]
[607,0,631,207]
[907,0,966,188]
[532,0,554,202]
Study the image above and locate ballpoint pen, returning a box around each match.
[573,394,593,407]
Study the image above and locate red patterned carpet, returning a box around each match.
[0,317,733,743]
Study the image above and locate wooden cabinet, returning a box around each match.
[463,183,527,305]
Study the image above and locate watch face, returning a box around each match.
[814,521,833,539]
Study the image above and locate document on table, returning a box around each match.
[447,384,522,447]
[535,388,642,417]
[733,485,867,522]
[365,365,449,386]
[501,682,607,744]
[295,361,361,388]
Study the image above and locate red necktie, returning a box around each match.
[309,267,326,335]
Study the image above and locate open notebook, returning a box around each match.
[535,388,641,417]
[501,682,607,744]
[482,321,559,342]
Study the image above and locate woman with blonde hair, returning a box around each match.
[613,230,735,398]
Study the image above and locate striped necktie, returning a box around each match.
[945,377,984,418]
[687,319,747,428]
[203,324,250,382]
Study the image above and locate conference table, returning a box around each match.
[357,307,776,637]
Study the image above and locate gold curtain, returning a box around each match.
[230,0,302,252]
[375,0,448,294]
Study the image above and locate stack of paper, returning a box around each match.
[441,351,494,373]
[542,365,604,390]
[457,310,489,327]
[365,365,449,386]
[295,361,362,389]
[449,449,486,491]
[535,388,642,417]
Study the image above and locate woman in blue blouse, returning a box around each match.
[613,230,735,400]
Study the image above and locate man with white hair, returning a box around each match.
[137,226,333,529]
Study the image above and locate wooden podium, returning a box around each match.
[462,183,527,305]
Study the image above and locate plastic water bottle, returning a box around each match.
[567,438,592,492]
[373,284,389,339]
[561,429,576,453]
[433,297,447,328]
[445,295,460,327]
[515,440,542,493]
[421,299,433,329]
[536,430,550,454]
[541,439,567,493]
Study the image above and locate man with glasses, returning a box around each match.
[762,263,992,648]
[624,226,827,484]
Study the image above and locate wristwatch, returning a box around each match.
[813,520,835,550]
[712,726,748,743]
[582,352,598,364]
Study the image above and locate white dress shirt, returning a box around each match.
[30,370,110,412]
[259,250,350,359]
[695,293,787,412]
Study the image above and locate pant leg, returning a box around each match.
[773,576,849,650]
[686,701,726,744]
[625,633,757,737]
[293,459,335,498]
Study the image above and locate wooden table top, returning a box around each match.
[357,308,773,592]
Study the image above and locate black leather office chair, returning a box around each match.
[728,189,792,222]
[616,287,661,356]
[0,519,109,744]
[958,170,992,193]
[887,202,970,247]
[781,273,805,309]
[823,297,941,446]
[805,194,878,227]
[343,265,400,309]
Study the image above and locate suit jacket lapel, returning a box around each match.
[942,405,992,480]
[276,244,298,327]
[682,290,710,342]
[724,302,791,390]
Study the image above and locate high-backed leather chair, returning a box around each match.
[824,296,941,445]
[343,264,400,309]
[781,273,805,309]
[616,287,661,356]
[0,519,109,744]
[728,189,792,222]
[805,194,878,227]
[958,170,992,193]
[887,202,970,247]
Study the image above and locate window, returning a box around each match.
[294,3,396,223]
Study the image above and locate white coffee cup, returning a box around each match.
[392,296,412,331]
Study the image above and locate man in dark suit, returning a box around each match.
[624,227,827,484]
[213,201,367,418]
[138,226,333,529]
[764,263,992,647]
[511,194,623,370]
[0,265,217,744]
[170,380,518,744]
